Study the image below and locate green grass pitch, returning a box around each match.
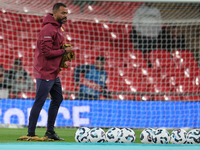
[0,128,172,143]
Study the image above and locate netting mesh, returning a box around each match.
[0,0,200,127]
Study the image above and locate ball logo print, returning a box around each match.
[75,127,90,143]
[186,129,200,144]
[140,128,156,144]
[87,128,106,143]
[106,127,121,143]
[118,128,136,143]
[170,129,187,144]
[153,128,170,144]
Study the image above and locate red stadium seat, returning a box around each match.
[169,77,195,87]
[65,32,83,42]
[123,49,148,68]
[172,50,194,59]
[194,76,200,87]
[172,50,197,68]
[23,66,34,77]
[118,67,142,78]
[154,95,183,101]
[183,67,200,78]
[138,67,161,78]
[29,23,43,32]
[7,40,32,49]
[83,5,104,14]
[174,58,198,69]
[167,77,198,93]
[88,30,110,41]
[183,96,200,101]
[18,92,36,99]
[148,84,170,93]
[67,4,81,14]
[108,32,124,41]
[147,84,171,101]
[0,49,19,59]
[146,76,163,87]
[116,94,135,101]
[110,15,133,23]
[2,22,30,31]
[121,75,146,93]
[0,12,20,22]
[98,23,119,32]
[92,41,113,51]
[20,31,39,41]
[110,32,133,50]
[0,57,14,71]
[18,48,35,58]
[106,73,122,92]
[149,50,174,68]
[69,14,110,23]
[21,14,43,23]
[74,22,97,32]
[22,57,34,66]
[104,49,122,59]
[1,31,20,40]
[60,68,75,92]
[65,58,81,67]
[124,49,143,60]
[119,24,132,34]
[126,58,148,68]
[105,6,138,16]
[72,40,91,50]
[175,83,198,93]
[106,58,125,68]
[160,68,185,79]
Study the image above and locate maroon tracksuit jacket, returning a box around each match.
[34,13,65,80]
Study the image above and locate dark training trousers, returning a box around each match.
[28,77,63,133]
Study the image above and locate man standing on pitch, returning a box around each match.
[27,3,72,141]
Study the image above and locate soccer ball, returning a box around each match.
[75,127,90,143]
[187,129,200,144]
[140,128,156,144]
[118,128,136,143]
[170,129,187,144]
[87,128,106,143]
[153,128,170,144]
[106,127,121,143]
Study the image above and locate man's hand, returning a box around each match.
[65,46,73,53]
[62,44,73,53]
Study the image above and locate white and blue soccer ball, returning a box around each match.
[187,129,200,144]
[153,128,170,144]
[140,128,156,144]
[106,127,121,143]
[75,127,90,143]
[170,129,187,144]
[118,128,136,143]
[87,128,106,143]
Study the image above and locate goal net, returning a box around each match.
[0,0,200,128]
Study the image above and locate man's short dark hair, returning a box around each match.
[96,56,106,62]
[14,58,22,66]
[53,3,67,12]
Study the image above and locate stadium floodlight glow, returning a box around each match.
[88,5,93,11]
[23,7,28,13]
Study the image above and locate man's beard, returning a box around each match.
[57,17,67,24]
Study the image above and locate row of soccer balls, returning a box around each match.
[75,127,200,144]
